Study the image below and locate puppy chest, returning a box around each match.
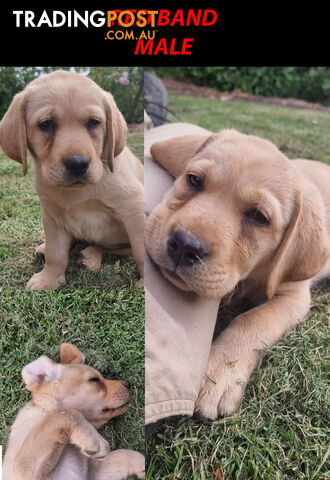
[55,204,128,246]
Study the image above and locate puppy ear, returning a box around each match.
[0,91,28,175]
[102,92,127,172]
[60,343,85,364]
[22,356,60,391]
[150,134,216,177]
[267,188,329,299]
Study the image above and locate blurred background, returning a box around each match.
[144,66,330,165]
[146,66,330,105]
[0,66,144,123]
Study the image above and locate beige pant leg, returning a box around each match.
[144,134,220,423]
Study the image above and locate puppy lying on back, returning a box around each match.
[145,124,330,419]
[0,70,144,290]
[3,343,145,480]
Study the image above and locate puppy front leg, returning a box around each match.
[14,409,109,480]
[114,186,144,277]
[122,209,144,277]
[195,281,312,419]
[91,449,145,480]
[26,213,73,290]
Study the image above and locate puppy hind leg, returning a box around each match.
[35,242,45,260]
[110,176,144,277]
[78,245,104,271]
[118,204,144,277]
[91,449,145,480]
[78,245,132,271]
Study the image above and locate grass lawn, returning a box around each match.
[0,126,143,290]
[0,289,145,470]
[146,94,330,479]
[167,94,330,165]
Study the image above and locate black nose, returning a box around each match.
[123,381,131,390]
[64,155,90,176]
[167,230,206,267]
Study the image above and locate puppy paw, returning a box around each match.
[195,349,251,419]
[103,450,145,479]
[35,242,45,260]
[25,272,66,290]
[78,246,103,271]
[129,451,145,479]
[71,427,109,460]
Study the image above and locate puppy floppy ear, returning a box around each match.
[102,92,127,172]
[0,91,28,175]
[22,356,60,392]
[60,343,85,364]
[267,188,329,299]
[150,133,216,177]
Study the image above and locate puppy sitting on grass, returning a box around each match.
[3,343,145,480]
[0,70,144,290]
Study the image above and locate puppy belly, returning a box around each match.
[49,445,88,480]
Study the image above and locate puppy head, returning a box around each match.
[22,343,131,427]
[146,130,329,299]
[0,70,127,185]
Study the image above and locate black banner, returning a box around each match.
[0,5,326,66]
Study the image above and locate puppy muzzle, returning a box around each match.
[63,155,90,180]
[167,230,208,268]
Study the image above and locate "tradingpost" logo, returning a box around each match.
[12,9,219,55]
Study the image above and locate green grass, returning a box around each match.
[147,283,330,480]
[0,289,145,461]
[0,126,143,289]
[168,94,330,165]
[146,94,330,479]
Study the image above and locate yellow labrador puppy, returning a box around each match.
[145,124,330,419]
[3,344,145,480]
[0,70,144,290]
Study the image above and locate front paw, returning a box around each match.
[26,271,66,290]
[71,426,110,460]
[195,351,249,420]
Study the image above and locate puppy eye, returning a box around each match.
[38,119,56,133]
[187,174,203,190]
[89,377,100,383]
[244,209,270,226]
[86,118,100,130]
